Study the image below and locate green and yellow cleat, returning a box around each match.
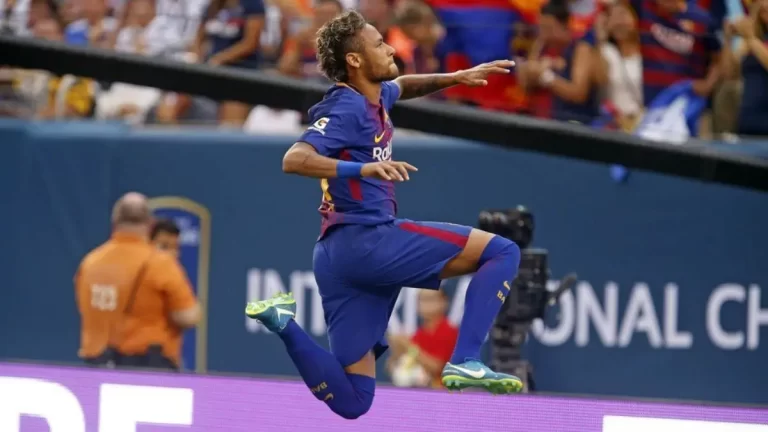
[245,292,297,333]
[441,360,524,395]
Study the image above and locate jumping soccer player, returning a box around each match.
[246,10,522,420]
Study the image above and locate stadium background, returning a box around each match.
[2,0,768,428]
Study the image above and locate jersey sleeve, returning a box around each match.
[381,81,401,111]
[155,256,198,312]
[298,111,360,157]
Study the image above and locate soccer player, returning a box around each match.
[246,10,522,420]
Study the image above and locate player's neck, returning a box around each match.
[346,78,382,106]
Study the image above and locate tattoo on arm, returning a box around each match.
[394,74,459,100]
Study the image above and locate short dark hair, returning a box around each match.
[151,218,180,240]
[316,10,368,82]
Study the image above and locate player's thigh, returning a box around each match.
[353,220,473,289]
[440,228,496,279]
[313,240,399,376]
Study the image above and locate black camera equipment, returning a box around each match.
[478,207,576,392]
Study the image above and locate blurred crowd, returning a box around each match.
[1,0,767,139]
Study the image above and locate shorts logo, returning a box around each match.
[308,117,330,135]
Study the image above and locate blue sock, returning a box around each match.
[450,235,521,364]
[278,320,375,419]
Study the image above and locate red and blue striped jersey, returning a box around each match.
[633,0,720,102]
[298,82,400,238]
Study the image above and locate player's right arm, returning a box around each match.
[283,143,417,181]
[283,112,417,181]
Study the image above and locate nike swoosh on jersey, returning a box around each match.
[503,281,511,291]
[449,364,486,379]
[324,393,334,401]
[374,131,386,143]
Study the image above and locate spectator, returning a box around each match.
[19,16,100,119]
[150,218,181,258]
[386,290,458,389]
[259,0,293,69]
[75,192,201,371]
[630,0,720,105]
[110,0,210,57]
[194,0,266,126]
[58,0,81,28]
[96,0,161,124]
[64,0,116,47]
[146,52,219,126]
[394,0,443,75]
[0,0,57,35]
[277,0,342,80]
[720,1,768,136]
[596,1,643,131]
[520,0,602,124]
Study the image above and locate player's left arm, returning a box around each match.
[393,60,515,100]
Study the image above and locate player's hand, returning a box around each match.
[361,161,418,182]
[452,60,516,87]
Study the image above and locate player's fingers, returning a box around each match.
[376,166,392,181]
[401,162,418,172]
[489,67,511,74]
[490,59,516,68]
[387,165,405,181]
[394,163,410,181]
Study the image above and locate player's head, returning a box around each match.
[539,0,571,46]
[316,10,399,84]
[418,290,449,322]
[111,192,152,237]
[150,218,181,258]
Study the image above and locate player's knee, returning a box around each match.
[480,235,521,268]
[328,393,373,420]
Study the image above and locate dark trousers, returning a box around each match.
[84,345,179,372]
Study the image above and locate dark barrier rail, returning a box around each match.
[1,119,767,404]
[3,35,768,191]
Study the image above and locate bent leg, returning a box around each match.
[442,230,521,363]
[277,320,375,420]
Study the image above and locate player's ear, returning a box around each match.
[346,52,362,70]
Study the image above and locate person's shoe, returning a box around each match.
[245,292,297,332]
[441,359,524,395]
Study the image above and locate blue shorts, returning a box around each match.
[312,219,472,367]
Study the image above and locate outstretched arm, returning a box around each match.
[393,60,515,100]
[393,74,461,100]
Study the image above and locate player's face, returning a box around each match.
[359,24,399,82]
[153,232,180,258]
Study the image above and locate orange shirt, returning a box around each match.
[75,232,197,365]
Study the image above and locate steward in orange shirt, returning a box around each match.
[75,192,201,371]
